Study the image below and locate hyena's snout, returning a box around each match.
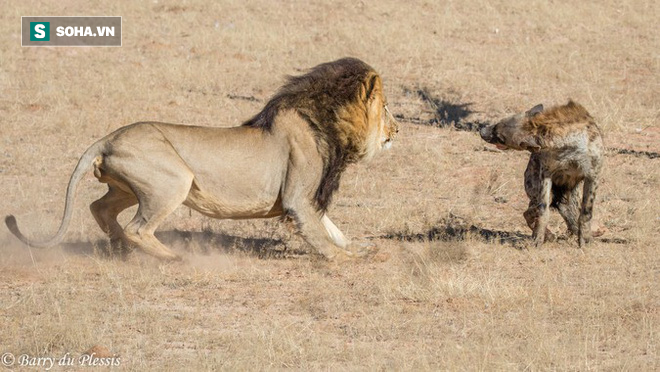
[479,125,495,143]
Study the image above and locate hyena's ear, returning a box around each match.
[518,134,541,152]
[526,104,544,117]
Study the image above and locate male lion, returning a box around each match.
[6,57,399,261]
[479,101,603,248]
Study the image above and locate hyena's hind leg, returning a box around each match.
[578,176,599,247]
[90,185,138,256]
[555,184,580,237]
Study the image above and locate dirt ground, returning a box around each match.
[1,1,658,370]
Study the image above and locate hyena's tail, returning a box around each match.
[5,140,105,248]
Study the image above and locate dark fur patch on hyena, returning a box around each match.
[550,184,570,209]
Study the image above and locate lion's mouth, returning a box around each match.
[495,143,509,150]
[382,140,393,150]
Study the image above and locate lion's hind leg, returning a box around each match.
[106,165,194,261]
[122,180,193,261]
[123,208,183,261]
[90,185,137,256]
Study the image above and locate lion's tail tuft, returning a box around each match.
[5,215,20,238]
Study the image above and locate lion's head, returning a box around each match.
[359,72,400,160]
[243,57,398,211]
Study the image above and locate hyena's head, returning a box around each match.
[479,104,544,152]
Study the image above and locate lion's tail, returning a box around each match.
[5,140,105,248]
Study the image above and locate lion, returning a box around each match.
[5,57,399,261]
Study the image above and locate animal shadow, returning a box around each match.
[396,88,490,132]
[60,230,303,260]
[380,215,529,249]
[379,215,628,249]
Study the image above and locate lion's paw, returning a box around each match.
[349,242,379,258]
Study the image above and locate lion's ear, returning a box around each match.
[364,74,381,102]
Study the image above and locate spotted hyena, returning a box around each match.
[479,101,603,247]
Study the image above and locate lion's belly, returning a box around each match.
[183,179,283,219]
[152,124,288,219]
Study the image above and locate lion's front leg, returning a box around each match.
[320,214,376,258]
[283,207,353,261]
[280,183,352,261]
[321,214,350,248]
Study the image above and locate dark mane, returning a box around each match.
[242,57,373,130]
[242,57,377,212]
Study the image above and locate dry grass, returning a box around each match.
[1,0,658,370]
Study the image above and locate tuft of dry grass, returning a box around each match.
[1,0,658,370]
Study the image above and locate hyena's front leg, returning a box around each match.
[532,177,552,248]
[578,176,598,247]
[524,155,555,244]
[524,202,556,243]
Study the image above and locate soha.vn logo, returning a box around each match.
[23,17,121,46]
[29,22,49,41]
[28,22,115,41]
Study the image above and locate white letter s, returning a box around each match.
[34,24,45,39]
